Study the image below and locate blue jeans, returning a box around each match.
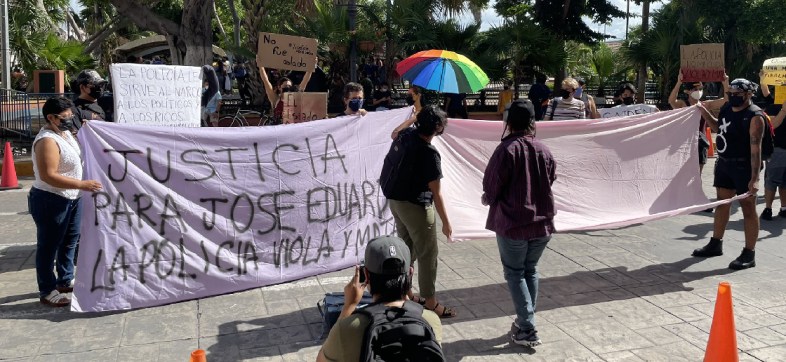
[28,187,82,297]
[496,234,551,331]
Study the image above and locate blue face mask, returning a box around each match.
[349,98,363,112]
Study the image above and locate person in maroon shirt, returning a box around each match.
[482,99,556,347]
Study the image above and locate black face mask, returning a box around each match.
[88,85,103,100]
[729,94,746,107]
[559,89,572,98]
[406,95,415,106]
[54,116,76,132]
[280,86,293,94]
[622,96,635,105]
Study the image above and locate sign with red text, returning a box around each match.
[762,58,786,86]
[680,44,725,82]
[283,92,328,124]
[258,32,318,72]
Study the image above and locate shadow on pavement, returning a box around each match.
[0,244,36,274]
[207,256,731,361]
[680,207,784,242]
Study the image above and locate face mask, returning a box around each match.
[729,94,746,107]
[622,96,634,105]
[55,117,76,132]
[280,86,292,94]
[690,90,703,100]
[348,98,363,112]
[406,95,415,106]
[560,89,572,99]
[88,85,102,99]
[574,87,583,98]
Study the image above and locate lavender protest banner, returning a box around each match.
[599,104,659,118]
[71,108,412,312]
[110,64,202,127]
[762,58,786,86]
[258,32,318,72]
[283,92,328,124]
[680,43,725,82]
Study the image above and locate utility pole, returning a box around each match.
[349,0,357,83]
[1,0,11,90]
[625,0,630,40]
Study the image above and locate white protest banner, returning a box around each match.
[680,43,725,82]
[111,64,202,127]
[762,57,786,86]
[283,92,328,124]
[258,32,318,72]
[436,106,736,237]
[72,108,413,312]
[599,104,659,118]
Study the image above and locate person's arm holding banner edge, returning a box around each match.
[749,113,765,195]
[697,101,720,133]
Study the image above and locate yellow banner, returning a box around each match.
[775,86,786,104]
[762,58,786,86]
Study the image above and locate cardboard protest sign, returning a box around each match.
[761,58,786,86]
[680,44,725,82]
[775,86,786,104]
[111,64,202,127]
[599,104,659,118]
[258,32,318,72]
[283,92,328,124]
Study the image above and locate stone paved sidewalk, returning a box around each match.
[2,164,786,361]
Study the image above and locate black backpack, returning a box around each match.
[354,301,445,362]
[379,128,416,200]
[719,104,774,160]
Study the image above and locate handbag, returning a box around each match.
[317,292,374,339]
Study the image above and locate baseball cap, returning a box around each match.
[505,99,535,123]
[364,236,411,275]
[76,70,108,86]
[729,78,758,93]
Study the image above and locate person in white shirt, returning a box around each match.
[547,78,586,120]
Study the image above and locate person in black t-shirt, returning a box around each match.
[71,69,108,130]
[372,84,392,111]
[694,79,764,270]
[759,82,786,220]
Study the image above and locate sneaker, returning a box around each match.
[729,248,756,270]
[761,208,773,221]
[511,327,542,347]
[56,280,74,293]
[702,208,714,213]
[692,237,723,257]
[39,290,71,307]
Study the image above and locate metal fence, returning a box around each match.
[0,89,32,140]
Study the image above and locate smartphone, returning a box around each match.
[358,264,366,284]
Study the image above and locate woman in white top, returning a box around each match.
[29,97,102,307]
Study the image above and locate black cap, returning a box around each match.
[76,70,107,86]
[730,78,758,93]
[364,236,411,275]
[505,99,535,123]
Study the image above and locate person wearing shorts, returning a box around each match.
[760,97,786,220]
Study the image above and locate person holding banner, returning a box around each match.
[30,97,103,307]
[482,99,556,347]
[71,69,108,130]
[669,71,730,173]
[336,82,368,117]
[201,65,222,127]
[759,90,786,221]
[693,79,764,270]
[257,58,315,124]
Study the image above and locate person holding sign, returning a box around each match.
[669,71,730,173]
[257,57,315,124]
[693,79,764,270]
[758,77,786,221]
[30,97,103,307]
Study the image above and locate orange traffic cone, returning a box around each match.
[1,142,21,190]
[706,127,715,158]
[190,349,206,362]
[704,282,738,362]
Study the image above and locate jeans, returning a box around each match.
[496,234,551,331]
[28,187,82,297]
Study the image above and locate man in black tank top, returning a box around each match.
[693,79,764,270]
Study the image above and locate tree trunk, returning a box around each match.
[65,7,86,42]
[227,0,242,48]
[181,0,215,66]
[243,0,271,107]
[637,0,650,104]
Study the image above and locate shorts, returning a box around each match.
[713,157,753,195]
[764,147,786,190]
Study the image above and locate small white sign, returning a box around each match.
[600,104,659,118]
[111,64,202,127]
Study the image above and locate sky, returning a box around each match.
[69,0,663,41]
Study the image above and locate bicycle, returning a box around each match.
[216,109,265,127]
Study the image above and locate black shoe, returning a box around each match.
[729,248,756,270]
[779,209,786,218]
[692,237,723,257]
[702,208,714,213]
[761,208,773,221]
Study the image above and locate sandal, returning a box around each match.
[426,303,457,319]
[410,295,427,305]
[40,290,70,307]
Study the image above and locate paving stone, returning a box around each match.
[630,340,705,361]
[556,319,653,355]
[600,351,646,362]
[747,344,786,361]
[121,310,198,346]
[116,339,197,362]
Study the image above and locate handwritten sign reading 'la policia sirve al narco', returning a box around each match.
[680,43,725,82]
[258,32,318,72]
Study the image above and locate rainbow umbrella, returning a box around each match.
[396,50,489,94]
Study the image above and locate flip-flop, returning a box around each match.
[427,303,457,319]
[411,295,427,305]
